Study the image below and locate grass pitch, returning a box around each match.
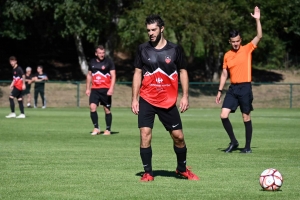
[0,107,299,200]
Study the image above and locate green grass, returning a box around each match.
[0,107,299,200]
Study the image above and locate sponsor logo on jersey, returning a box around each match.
[101,65,105,70]
[156,77,163,84]
[165,55,171,64]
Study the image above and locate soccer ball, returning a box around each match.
[259,168,283,191]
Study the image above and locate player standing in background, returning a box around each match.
[215,6,262,153]
[6,56,26,118]
[22,66,34,108]
[86,45,116,136]
[33,65,48,108]
[132,15,199,181]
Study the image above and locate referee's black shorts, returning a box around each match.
[138,97,182,131]
[222,82,253,114]
[89,88,111,108]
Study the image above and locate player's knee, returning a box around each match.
[242,114,251,122]
[9,96,14,99]
[17,98,22,101]
[90,104,97,112]
[220,113,229,119]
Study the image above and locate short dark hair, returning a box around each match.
[145,14,165,28]
[229,30,240,39]
[9,56,17,61]
[37,65,43,69]
[95,45,105,52]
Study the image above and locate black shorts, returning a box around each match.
[138,97,182,131]
[22,84,31,95]
[222,82,253,114]
[10,87,23,99]
[89,88,111,108]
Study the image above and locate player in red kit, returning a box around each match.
[6,56,26,118]
[131,15,199,181]
[86,45,116,136]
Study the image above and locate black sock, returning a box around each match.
[140,147,153,175]
[105,113,112,131]
[90,112,99,129]
[174,145,187,172]
[244,120,252,149]
[9,98,15,113]
[18,100,24,114]
[221,118,238,144]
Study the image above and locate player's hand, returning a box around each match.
[10,85,13,90]
[107,88,114,96]
[251,6,260,19]
[22,85,26,90]
[216,93,222,104]
[85,89,91,96]
[131,99,139,115]
[179,96,189,113]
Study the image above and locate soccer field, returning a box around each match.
[0,108,299,200]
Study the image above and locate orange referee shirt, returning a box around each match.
[223,42,257,83]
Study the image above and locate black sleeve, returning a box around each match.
[108,59,116,70]
[88,59,93,71]
[17,67,25,76]
[134,45,143,69]
[175,45,187,70]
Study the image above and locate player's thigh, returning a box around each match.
[157,105,182,131]
[89,89,101,106]
[238,86,253,114]
[222,87,239,113]
[138,97,156,129]
[10,87,22,99]
[99,90,111,109]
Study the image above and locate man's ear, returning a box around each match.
[161,26,164,33]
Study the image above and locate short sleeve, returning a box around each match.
[88,59,94,71]
[174,45,187,70]
[17,67,25,76]
[134,46,143,69]
[108,59,116,70]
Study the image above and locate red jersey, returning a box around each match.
[134,41,187,109]
[89,57,115,89]
[12,66,24,90]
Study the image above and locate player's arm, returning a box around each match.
[86,71,92,96]
[44,75,49,81]
[10,80,15,90]
[107,70,116,96]
[179,69,189,113]
[251,6,262,46]
[216,69,228,104]
[131,68,142,115]
[22,74,26,90]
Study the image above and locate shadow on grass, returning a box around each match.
[136,170,186,179]
[89,131,119,135]
[218,147,257,153]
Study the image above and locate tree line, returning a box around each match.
[1,0,299,81]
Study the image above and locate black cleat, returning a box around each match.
[224,142,239,153]
[240,148,252,153]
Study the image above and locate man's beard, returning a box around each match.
[150,32,162,46]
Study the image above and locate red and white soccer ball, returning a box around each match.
[259,168,283,191]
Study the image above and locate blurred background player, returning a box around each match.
[33,65,48,108]
[85,45,116,136]
[6,56,26,118]
[22,66,34,108]
[131,15,199,181]
[215,6,262,153]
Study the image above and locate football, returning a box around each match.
[259,168,283,191]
